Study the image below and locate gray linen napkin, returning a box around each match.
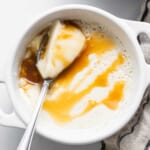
[101,1,150,150]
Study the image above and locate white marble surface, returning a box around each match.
[0,0,144,149]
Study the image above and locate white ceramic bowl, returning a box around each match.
[0,4,150,145]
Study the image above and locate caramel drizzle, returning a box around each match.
[20,31,126,124]
[42,33,125,123]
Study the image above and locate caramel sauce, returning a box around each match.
[53,32,115,87]
[51,24,79,67]
[19,54,42,84]
[20,30,126,124]
[52,49,70,67]
[97,53,124,86]
[57,25,73,40]
[102,81,125,109]
[42,33,125,123]
[79,81,125,116]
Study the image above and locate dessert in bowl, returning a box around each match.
[19,19,133,126]
[2,5,150,144]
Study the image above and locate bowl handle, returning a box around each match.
[0,64,25,128]
[124,20,150,36]
[124,19,150,84]
[0,110,25,128]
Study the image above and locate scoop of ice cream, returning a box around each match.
[36,20,86,79]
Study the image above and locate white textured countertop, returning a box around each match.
[0,0,144,149]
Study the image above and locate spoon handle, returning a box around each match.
[17,79,52,150]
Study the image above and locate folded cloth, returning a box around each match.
[101,1,150,150]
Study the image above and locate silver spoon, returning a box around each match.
[17,22,85,149]
[17,33,56,150]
